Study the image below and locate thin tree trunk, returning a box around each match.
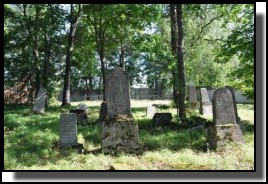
[119,43,125,70]
[170,4,179,108]
[62,4,82,106]
[176,4,186,119]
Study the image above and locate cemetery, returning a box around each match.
[4,4,254,171]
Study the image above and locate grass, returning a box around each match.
[4,100,254,170]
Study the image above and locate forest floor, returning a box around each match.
[4,100,254,170]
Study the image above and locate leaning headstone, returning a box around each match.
[33,88,47,113]
[225,86,245,132]
[199,88,212,116]
[77,103,88,112]
[146,105,156,118]
[99,101,108,122]
[207,88,244,150]
[188,86,198,108]
[102,67,139,154]
[60,113,77,147]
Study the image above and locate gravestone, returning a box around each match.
[207,88,244,150]
[60,113,77,147]
[188,86,198,108]
[33,88,47,113]
[146,105,156,118]
[102,67,139,154]
[199,88,212,116]
[106,67,131,116]
[69,103,88,124]
[152,113,172,126]
[225,86,245,132]
[99,101,108,121]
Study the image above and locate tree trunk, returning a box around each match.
[99,52,106,101]
[35,70,40,98]
[89,75,93,91]
[170,4,179,108]
[176,4,186,119]
[99,75,102,96]
[62,4,82,106]
[119,43,125,70]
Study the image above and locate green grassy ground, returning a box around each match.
[4,100,254,170]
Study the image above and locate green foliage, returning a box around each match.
[216,4,254,99]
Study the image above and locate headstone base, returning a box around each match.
[207,124,245,150]
[102,114,139,154]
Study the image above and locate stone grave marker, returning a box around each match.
[69,103,88,124]
[146,105,156,118]
[188,86,198,108]
[60,113,77,147]
[199,88,212,116]
[102,67,139,154]
[207,88,244,150]
[33,88,47,113]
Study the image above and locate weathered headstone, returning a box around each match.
[199,88,212,116]
[99,101,108,121]
[188,86,198,108]
[106,68,131,116]
[152,113,172,126]
[188,86,197,102]
[69,103,88,124]
[102,67,139,154]
[60,113,77,147]
[33,88,47,113]
[225,86,245,132]
[146,105,156,118]
[207,88,244,150]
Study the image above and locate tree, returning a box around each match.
[62,4,82,106]
[217,4,254,98]
[170,4,179,108]
[175,4,186,119]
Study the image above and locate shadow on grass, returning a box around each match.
[242,120,254,133]
[137,118,207,152]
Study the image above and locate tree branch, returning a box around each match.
[188,15,220,49]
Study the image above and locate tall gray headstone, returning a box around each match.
[146,105,156,118]
[106,67,131,116]
[212,88,236,125]
[60,113,77,147]
[188,86,197,102]
[199,88,212,116]
[207,87,244,150]
[33,88,47,113]
[102,67,139,154]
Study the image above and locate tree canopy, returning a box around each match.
[4,4,254,106]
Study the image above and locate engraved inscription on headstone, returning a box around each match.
[60,113,77,147]
[105,67,131,116]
